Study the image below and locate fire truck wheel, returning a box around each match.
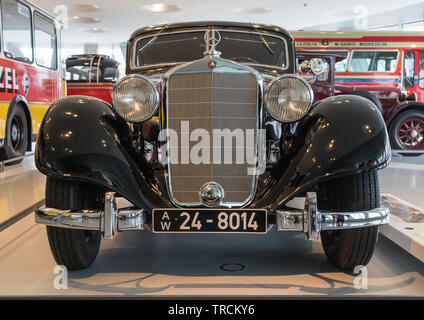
[4,104,28,165]
[389,110,424,156]
[318,170,380,270]
[45,177,104,271]
[349,90,383,114]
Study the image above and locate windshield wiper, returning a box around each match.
[248,22,275,56]
[137,23,172,55]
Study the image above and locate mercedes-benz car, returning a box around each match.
[34,22,391,271]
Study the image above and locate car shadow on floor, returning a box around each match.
[65,230,424,296]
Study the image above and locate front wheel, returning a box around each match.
[45,178,105,271]
[317,170,380,270]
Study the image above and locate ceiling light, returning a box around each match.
[141,4,181,13]
[71,16,100,23]
[76,27,106,32]
[233,6,270,14]
[91,27,106,32]
[68,4,101,12]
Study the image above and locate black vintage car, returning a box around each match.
[35,22,391,271]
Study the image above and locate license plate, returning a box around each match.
[152,209,267,233]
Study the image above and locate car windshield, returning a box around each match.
[66,58,119,83]
[134,30,287,68]
[297,56,330,82]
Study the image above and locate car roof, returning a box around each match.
[129,21,293,41]
[66,54,119,68]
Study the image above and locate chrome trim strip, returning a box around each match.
[162,56,264,208]
[130,28,289,72]
[276,192,390,239]
[103,192,116,239]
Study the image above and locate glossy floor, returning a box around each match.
[0,154,423,296]
[380,155,424,209]
[0,156,45,225]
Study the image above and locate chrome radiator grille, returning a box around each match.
[166,58,259,207]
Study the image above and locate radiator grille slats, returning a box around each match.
[166,59,258,206]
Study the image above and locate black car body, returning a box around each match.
[35,22,391,271]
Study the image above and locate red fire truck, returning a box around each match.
[293,31,424,151]
[65,54,119,104]
[0,0,62,163]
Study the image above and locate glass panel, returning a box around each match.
[349,51,398,72]
[367,25,400,31]
[404,52,415,89]
[66,65,98,82]
[66,56,119,83]
[319,50,349,72]
[134,31,287,68]
[403,21,424,31]
[102,67,118,82]
[34,13,57,69]
[419,52,424,89]
[297,57,329,82]
[2,0,33,63]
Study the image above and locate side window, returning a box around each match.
[34,12,57,69]
[322,50,349,72]
[2,0,33,63]
[102,67,119,83]
[66,65,99,82]
[403,52,415,89]
[349,51,399,72]
[419,52,424,89]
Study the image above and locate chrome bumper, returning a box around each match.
[35,192,145,239]
[35,192,389,240]
[276,192,390,239]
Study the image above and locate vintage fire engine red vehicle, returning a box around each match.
[294,31,424,151]
[297,51,424,151]
[65,54,119,104]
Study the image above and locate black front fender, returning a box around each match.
[35,96,170,210]
[253,94,391,211]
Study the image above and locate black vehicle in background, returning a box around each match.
[66,54,119,103]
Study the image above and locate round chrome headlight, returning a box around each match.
[111,75,159,122]
[310,58,325,75]
[264,75,314,123]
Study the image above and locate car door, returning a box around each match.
[418,51,424,102]
[403,50,424,102]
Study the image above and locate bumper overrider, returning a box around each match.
[35,192,389,240]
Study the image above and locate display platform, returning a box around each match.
[0,154,423,297]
